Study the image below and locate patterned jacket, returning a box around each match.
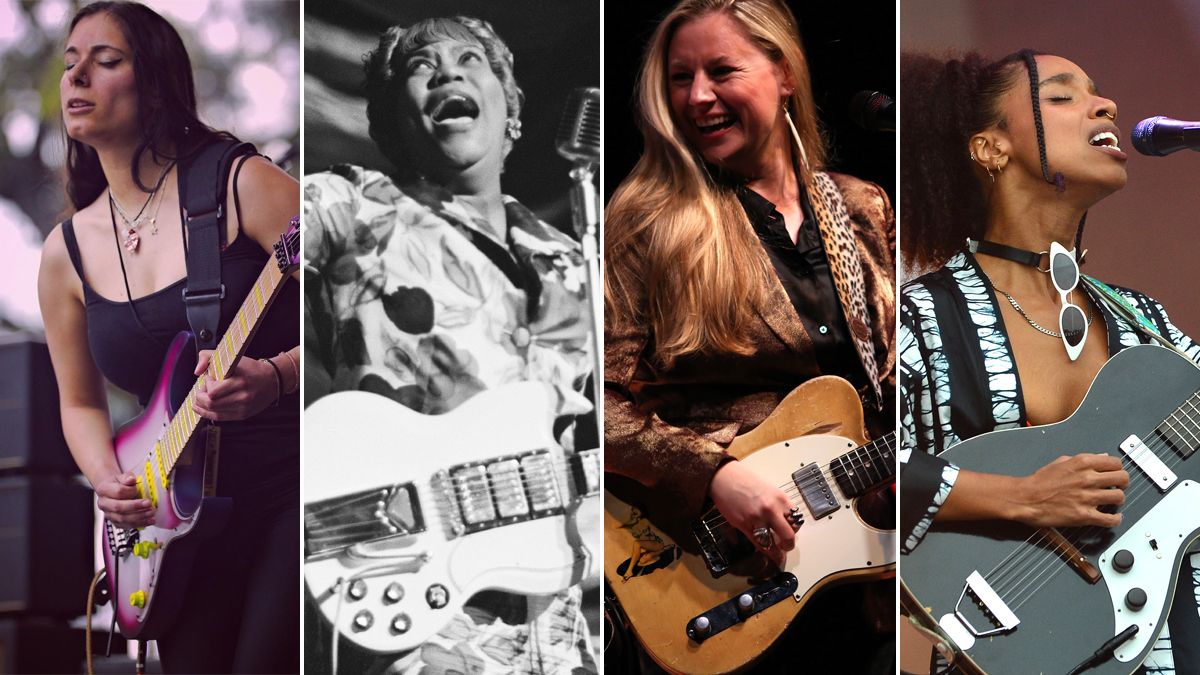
[899,251,1200,673]
[604,172,896,526]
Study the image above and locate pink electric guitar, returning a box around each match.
[102,220,299,638]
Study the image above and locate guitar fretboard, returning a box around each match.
[830,433,896,497]
[148,253,290,483]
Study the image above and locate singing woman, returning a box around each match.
[38,2,299,672]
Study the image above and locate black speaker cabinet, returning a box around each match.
[0,336,73,474]
[0,476,93,616]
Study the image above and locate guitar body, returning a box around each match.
[903,345,1200,674]
[604,376,896,674]
[304,383,599,653]
[103,331,232,638]
[100,222,298,639]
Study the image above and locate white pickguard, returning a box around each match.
[740,434,895,599]
[1102,480,1200,662]
[304,383,598,653]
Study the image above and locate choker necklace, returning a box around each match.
[967,238,1087,270]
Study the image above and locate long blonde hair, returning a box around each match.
[605,0,825,368]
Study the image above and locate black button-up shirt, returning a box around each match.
[736,183,867,391]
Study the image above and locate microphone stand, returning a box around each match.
[566,162,603,438]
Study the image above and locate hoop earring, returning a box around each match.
[505,118,522,141]
[782,102,810,172]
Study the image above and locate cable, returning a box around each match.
[85,568,105,675]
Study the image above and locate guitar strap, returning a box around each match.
[1081,276,1193,361]
[178,139,255,352]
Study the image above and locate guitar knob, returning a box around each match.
[691,616,711,637]
[426,584,450,609]
[347,579,367,601]
[1125,588,1147,611]
[736,593,754,616]
[129,590,147,608]
[1112,549,1135,573]
[390,613,412,635]
[383,582,404,604]
[352,610,374,632]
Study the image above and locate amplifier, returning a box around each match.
[0,475,93,616]
[0,335,73,474]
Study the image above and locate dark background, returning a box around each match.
[603,0,896,204]
[304,0,600,236]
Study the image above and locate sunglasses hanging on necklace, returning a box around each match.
[967,238,1091,361]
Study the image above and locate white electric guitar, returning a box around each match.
[304,383,600,653]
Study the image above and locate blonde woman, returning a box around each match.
[604,0,895,668]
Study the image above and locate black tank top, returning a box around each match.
[61,211,299,500]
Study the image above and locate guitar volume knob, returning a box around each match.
[736,593,754,616]
[1112,549,1134,573]
[352,610,374,632]
[1125,587,1147,611]
[691,615,711,637]
[390,613,412,635]
[383,582,404,604]
[347,579,367,601]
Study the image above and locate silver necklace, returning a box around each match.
[992,283,1093,338]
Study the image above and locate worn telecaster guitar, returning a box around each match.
[104,221,299,638]
[303,383,601,653]
[604,376,896,675]
[902,344,1200,675]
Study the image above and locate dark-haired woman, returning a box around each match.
[899,50,1200,673]
[304,14,597,675]
[37,2,299,672]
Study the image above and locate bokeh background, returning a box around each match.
[0,0,300,334]
[0,1,299,672]
[901,0,1200,338]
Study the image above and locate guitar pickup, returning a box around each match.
[1119,435,1177,491]
[792,464,839,519]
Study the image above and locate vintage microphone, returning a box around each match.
[556,87,602,429]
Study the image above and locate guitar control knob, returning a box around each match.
[347,579,367,601]
[352,610,374,632]
[1125,587,1147,611]
[736,593,755,617]
[426,584,449,609]
[384,582,404,604]
[1112,549,1135,573]
[691,616,711,637]
[129,590,147,608]
[390,613,412,635]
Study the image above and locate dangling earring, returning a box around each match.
[505,118,522,141]
[782,97,810,172]
[995,160,1004,177]
[984,163,995,183]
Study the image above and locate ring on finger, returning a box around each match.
[753,525,773,549]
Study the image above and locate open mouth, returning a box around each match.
[1089,131,1123,153]
[430,95,480,124]
[66,98,95,113]
[696,114,736,135]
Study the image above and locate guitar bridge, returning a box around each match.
[305,483,424,558]
[939,570,1021,651]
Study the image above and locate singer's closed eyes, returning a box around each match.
[899,50,1200,672]
[302,15,598,675]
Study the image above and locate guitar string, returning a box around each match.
[960,395,1199,616]
[305,451,599,518]
[981,386,1199,593]
[697,436,896,533]
[989,407,1196,601]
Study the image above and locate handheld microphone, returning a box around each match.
[556,87,600,166]
[1131,116,1200,156]
[849,91,894,133]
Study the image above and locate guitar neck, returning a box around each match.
[830,433,896,498]
[158,259,290,476]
